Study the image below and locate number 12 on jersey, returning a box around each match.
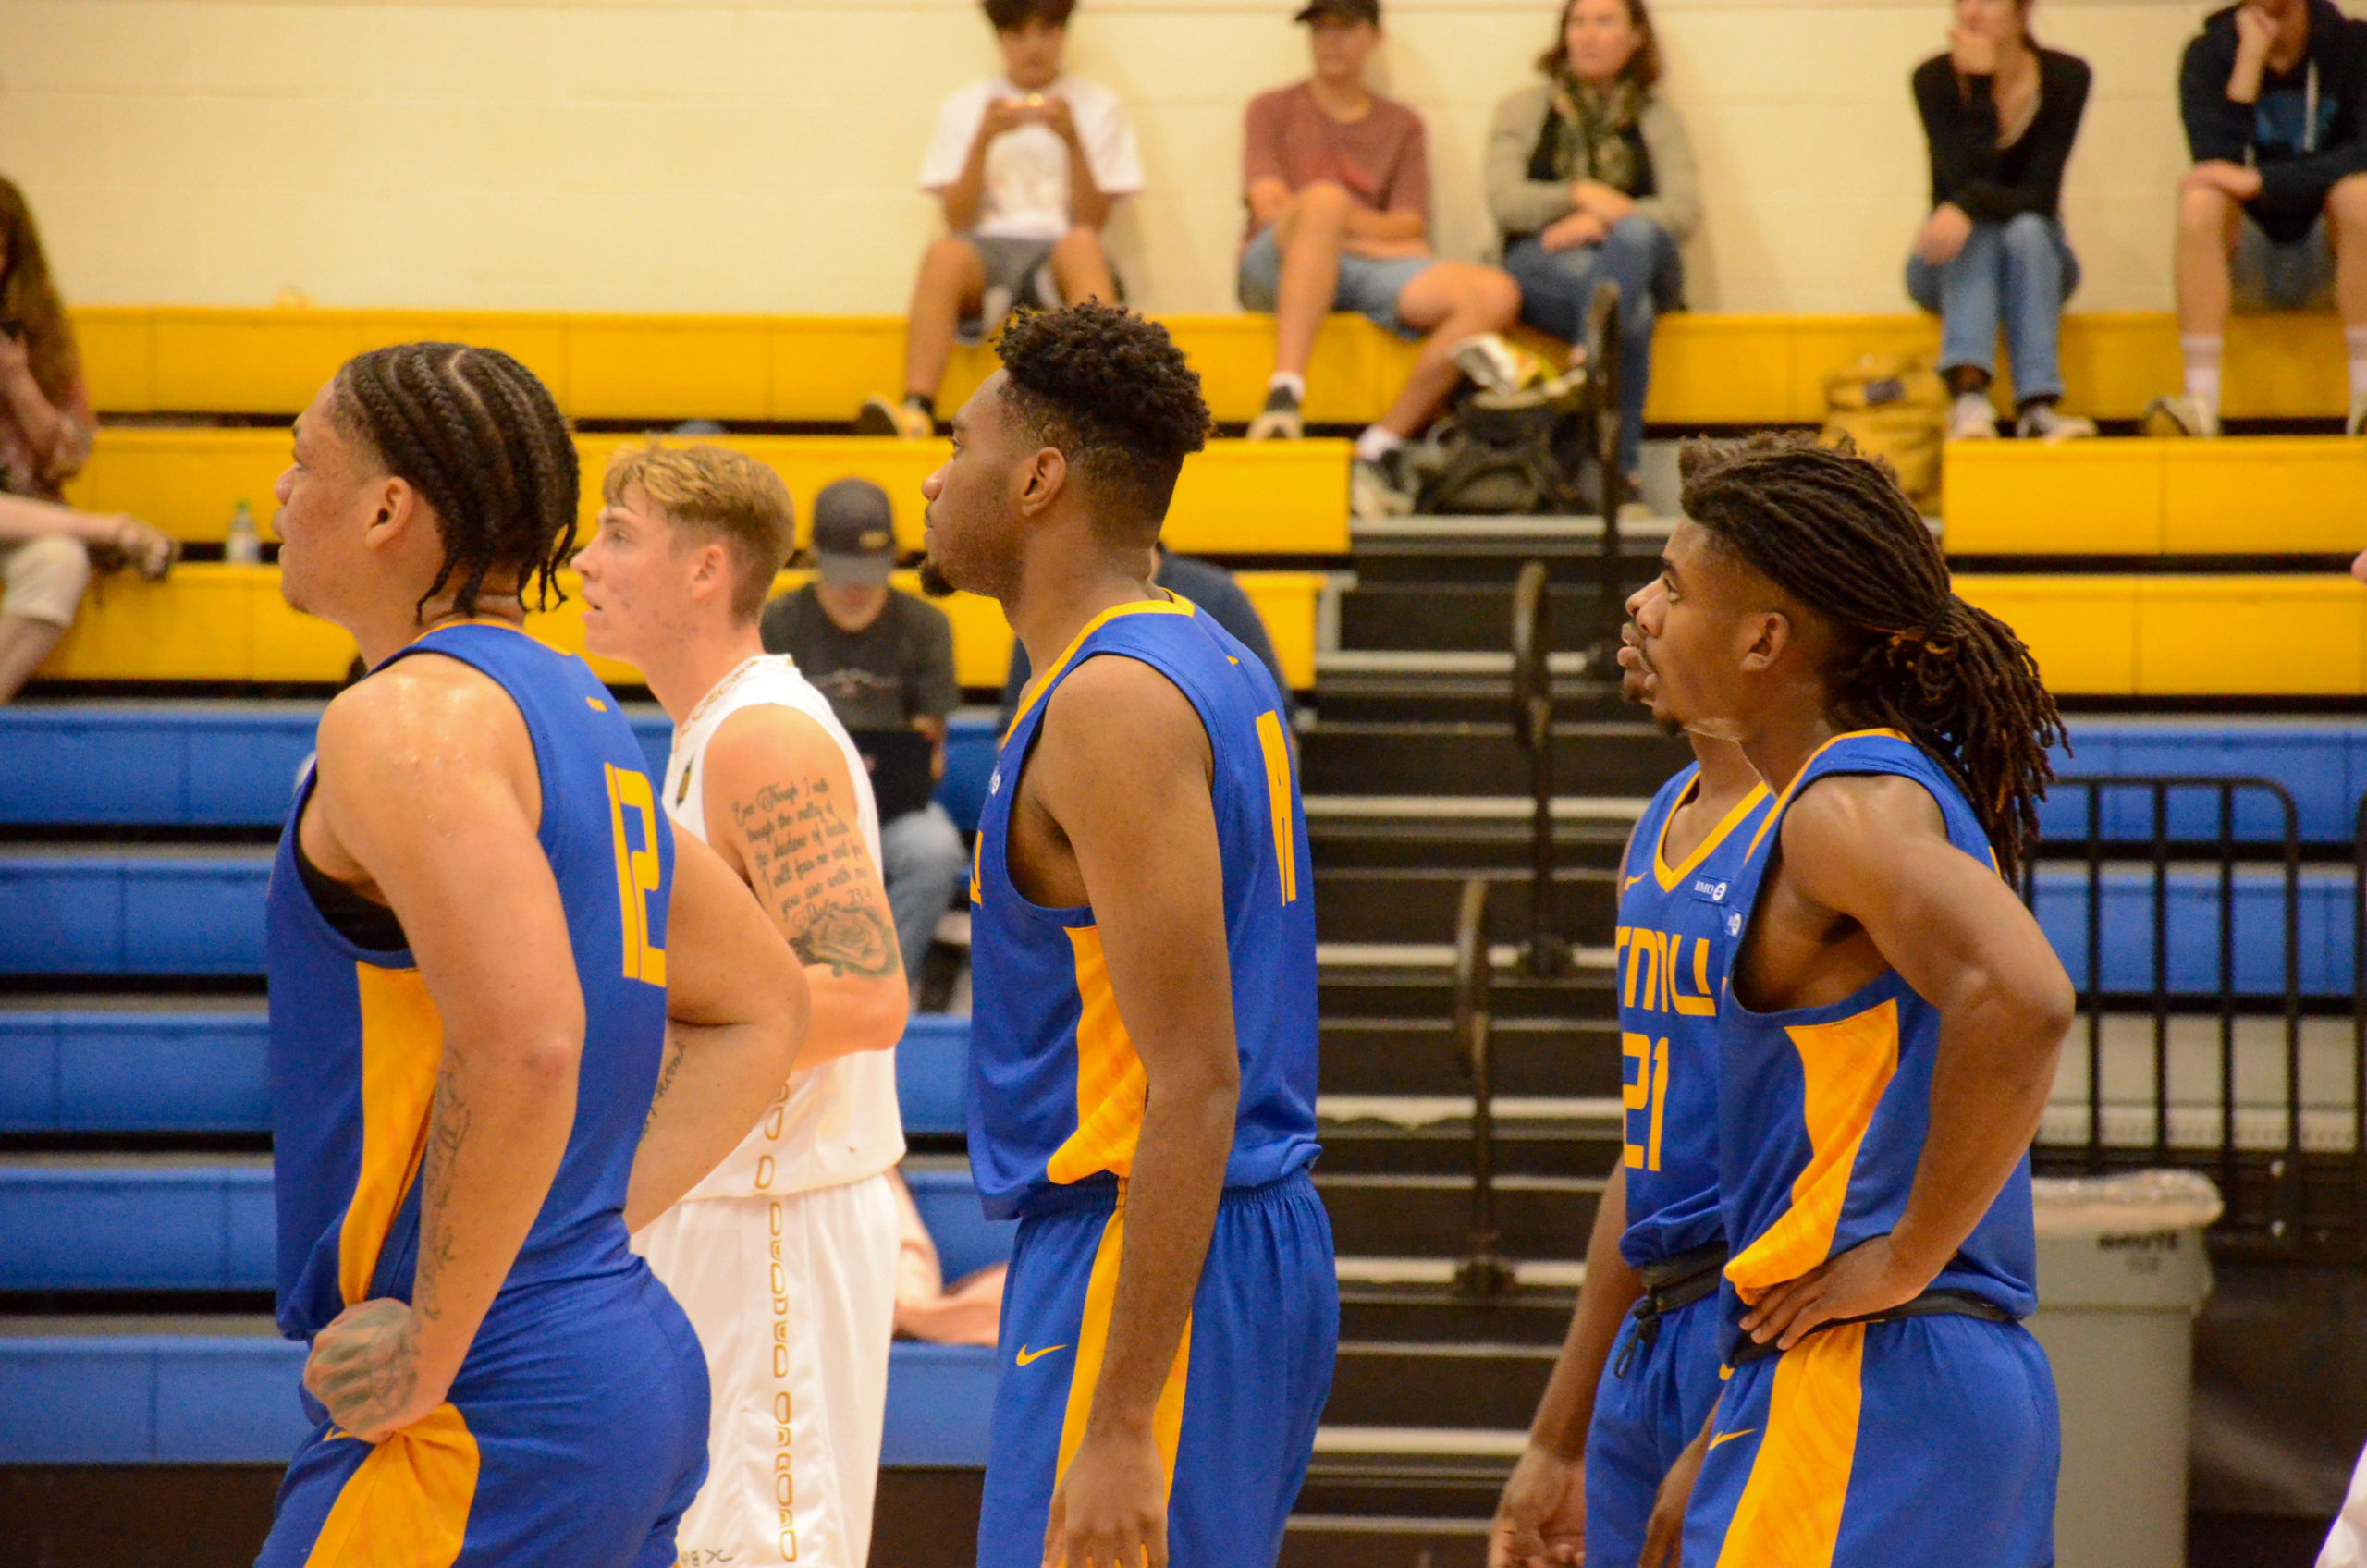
[1621,1032,1669,1170]
[605,764,668,986]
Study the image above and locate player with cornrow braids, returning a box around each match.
[1615,432,2074,1568]
[258,344,809,1567]
[329,341,580,619]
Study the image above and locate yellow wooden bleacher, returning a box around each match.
[1943,436,2367,556]
[62,431,1351,557]
[1956,575,2367,697]
[71,305,2357,428]
[43,559,2356,698]
[37,564,1330,693]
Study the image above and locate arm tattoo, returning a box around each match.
[731,777,900,979]
[642,1039,686,1134]
[411,1059,472,1322]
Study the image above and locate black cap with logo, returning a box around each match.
[810,477,899,586]
[1294,0,1380,21]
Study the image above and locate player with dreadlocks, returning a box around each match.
[1616,433,2075,1568]
[259,342,807,1567]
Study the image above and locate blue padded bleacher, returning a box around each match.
[0,1004,266,1133]
[2032,868,2351,996]
[0,851,268,974]
[0,1332,307,1464]
[0,1006,969,1139]
[0,705,1002,833]
[0,1161,273,1291]
[0,1332,999,1467]
[2040,721,2367,845]
[0,1164,1012,1465]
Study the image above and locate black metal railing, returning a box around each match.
[2027,775,2338,1256]
[1583,280,1628,671]
[1509,559,1568,979]
[1452,876,1515,1298]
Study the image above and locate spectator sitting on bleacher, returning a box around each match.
[1239,0,1522,521]
[1907,0,2095,443]
[2148,0,2367,438]
[1485,0,1698,490]
[856,0,1142,440]
[760,478,968,1002]
[0,178,172,704]
[998,543,1296,730]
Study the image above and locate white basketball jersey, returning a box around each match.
[663,655,906,1200]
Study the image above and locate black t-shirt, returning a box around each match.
[758,585,961,733]
[1913,48,2091,222]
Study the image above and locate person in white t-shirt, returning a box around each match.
[857,0,1144,438]
[576,440,910,1568]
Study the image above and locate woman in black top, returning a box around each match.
[1906,0,2092,440]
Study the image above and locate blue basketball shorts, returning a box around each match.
[258,1265,709,1568]
[1584,1289,1725,1567]
[976,1170,1338,1568]
[1683,1313,2060,1568]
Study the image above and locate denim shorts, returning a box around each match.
[1236,226,1436,337]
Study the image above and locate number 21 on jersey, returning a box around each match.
[1622,1032,1668,1170]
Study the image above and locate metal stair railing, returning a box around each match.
[1452,876,1516,1298]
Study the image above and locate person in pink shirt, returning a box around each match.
[1238,0,1522,521]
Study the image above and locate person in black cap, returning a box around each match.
[1238,0,1521,521]
[761,477,967,999]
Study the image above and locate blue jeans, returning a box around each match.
[1904,212,2079,404]
[1504,214,1683,476]
[880,802,966,1001]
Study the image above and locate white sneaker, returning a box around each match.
[2347,391,2367,437]
[1246,402,1304,441]
[2015,403,2096,442]
[1350,453,1416,521]
[1946,392,1999,441]
[2141,393,2219,439]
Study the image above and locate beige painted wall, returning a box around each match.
[0,0,2228,317]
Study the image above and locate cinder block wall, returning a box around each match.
[0,0,2215,315]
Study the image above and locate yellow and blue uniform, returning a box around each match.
[1587,764,1769,1568]
[1684,730,2059,1568]
[259,623,708,1568]
[968,598,1334,1568]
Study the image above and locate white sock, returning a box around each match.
[1268,372,1306,403]
[2347,327,2367,405]
[1355,425,1404,465]
[2180,335,2224,417]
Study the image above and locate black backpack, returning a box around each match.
[1406,382,1600,516]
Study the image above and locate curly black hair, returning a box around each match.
[330,342,579,619]
[985,0,1074,30]
[994,302,1211,539]
[1678,432,2064,880]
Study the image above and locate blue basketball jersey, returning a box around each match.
[966,597,1321,1221]
[1613,764,1771,1270]
[1716,730,2038,1339]
[267,621,676,1342]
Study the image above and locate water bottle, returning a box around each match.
[225,499,262,566]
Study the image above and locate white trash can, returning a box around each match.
[2028,1170,2223,1568]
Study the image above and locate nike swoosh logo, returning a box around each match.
[1708,1427,1758,1450]
[1016,1343,1069,1366]
[1623,876,1645,892]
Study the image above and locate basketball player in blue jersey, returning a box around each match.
[1618,434,2074,1568]
[258,343,809,1567]
[1490,649,1767,1568]
[915,302,1333,1568]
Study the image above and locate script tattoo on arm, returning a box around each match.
[730,777,898,979]
[642,1039,686,1134]
[411,1055,472,1322]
